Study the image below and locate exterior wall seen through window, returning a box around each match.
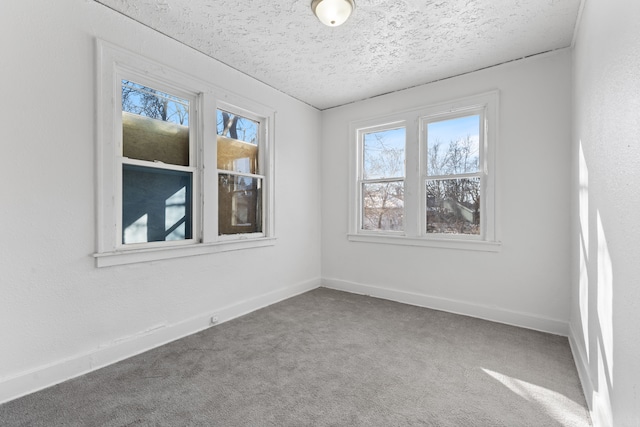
[95,40,275,267]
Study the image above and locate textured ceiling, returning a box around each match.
[95,0,582,110]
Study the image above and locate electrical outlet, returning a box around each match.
[210,314,219,325]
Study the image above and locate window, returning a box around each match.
[95,40,275,267]
[424,114,482,236]
[217,109,263,237]
[349,92,499,251]
[360,125,406,232]
[120,80,195,246]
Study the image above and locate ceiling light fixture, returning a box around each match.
[311,0,355,27]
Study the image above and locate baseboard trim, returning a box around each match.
[568,324,596,424]
[568,323,614,427]
[322,278,569,336]
[0,277,321,405]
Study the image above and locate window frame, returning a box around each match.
[116,72,200,249]
[348,91,500,252]
[356,120,407,235]
[421,107,486,241]
[215,102,268,242]
[94,40,275,267]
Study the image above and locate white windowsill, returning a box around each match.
[94,237,277,267]
[347,233,501,252]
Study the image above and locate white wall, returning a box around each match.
[570,0,640,425]
[0,0,321,403]
[321,50,573,335]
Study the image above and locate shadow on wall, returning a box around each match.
[577,141,614,424]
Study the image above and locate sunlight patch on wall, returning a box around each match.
[596,211,613,384]
[595,343,613,425]
[579,143,589,250]
[578,142,589,361]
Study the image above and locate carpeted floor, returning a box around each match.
[0,288,591,426]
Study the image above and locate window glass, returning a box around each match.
[217,110,259,174]
[122,80,190,166]
[425,114,481,236]
[217,110,258,144]
[120,80,194,245]
[122,164,193,244]
[360,126,406,232]
[427,115,480,176]
[362,182,404,231]
[363,128,405,179]
[217,109,263,236]
[426,177,480,235]
[218,174,262,235]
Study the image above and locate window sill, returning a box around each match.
[94,237,277,267]
[347,233,501,252]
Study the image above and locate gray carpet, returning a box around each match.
[0,288,591,426]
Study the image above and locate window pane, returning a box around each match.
[426,177,480,235]
[217,110,259,174]
[123,164,192,244]
[122,80,190,166]
[427,115,480,176]
[218,173,262,235]
[362,181,404,231]
[363,128,405,179]
[217,135,258,174]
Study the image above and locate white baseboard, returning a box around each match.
[568,323,612,427]
[568,324,596,425]
[0,277,321,405]
[322,278,569,336]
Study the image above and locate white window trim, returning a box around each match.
[94,39,276,267]
[115,74,201,249]
[348,91,501,252]
[355,119,407,235]
[214,99,274,242]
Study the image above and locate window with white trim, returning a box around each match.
[360,124,406,232]
[349,92,499,251]
[95,40,275,267]
[216,108,264,237]
[424,113,482,236]
[120,80,196,246]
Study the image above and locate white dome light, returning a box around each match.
[311,0,355,27]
